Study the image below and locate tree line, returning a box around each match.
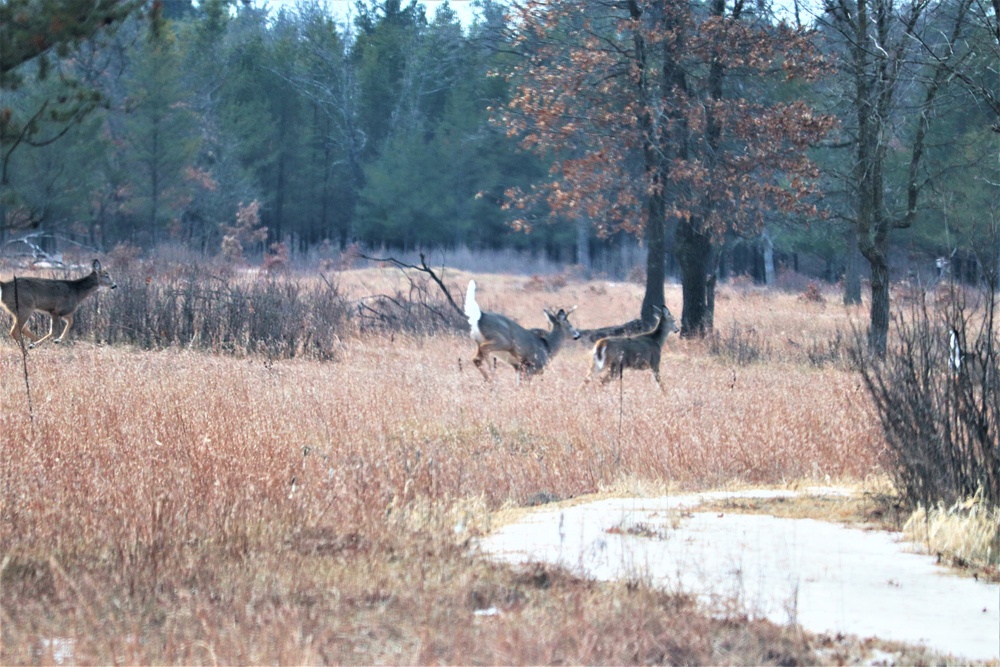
[2,0,999,351]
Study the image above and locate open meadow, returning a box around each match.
[1,268,895,664]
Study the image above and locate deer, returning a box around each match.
[464,279,580,382]
[949,326,993,387]
[584,304,679,389]
[0,259,117,349]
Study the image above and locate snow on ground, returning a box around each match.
[479,489,1000,663]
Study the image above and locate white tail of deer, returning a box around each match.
[0,259,117,348]
[465,279,580,381]
[585,305,679,389]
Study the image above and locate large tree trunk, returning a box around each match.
[676,216,712,336]
[641,189,667,324]
[867,249,891,354]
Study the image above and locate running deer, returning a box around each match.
[0,259,117,348]
[464,279,580,381]
[585,305,679,389]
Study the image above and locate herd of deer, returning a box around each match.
[0,263,680,386]
[466,279,679,387]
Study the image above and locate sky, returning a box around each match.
[259,0,482,26]
[256,0,815,30]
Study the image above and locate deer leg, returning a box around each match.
[12,314,39,344]
[55,313,74,343]
[472,343,494,381]
[518,361,539,384]
[652,368,664,391]
[30,314,59,347]
[651,358,665,391]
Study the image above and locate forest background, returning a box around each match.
[1,0,999,317]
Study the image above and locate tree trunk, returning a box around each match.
[676,216,712,336]
[641,190,667,323]
[868,251,890,355]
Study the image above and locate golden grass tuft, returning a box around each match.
[903,494,1000,580]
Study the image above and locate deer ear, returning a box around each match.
[92,259,101,271]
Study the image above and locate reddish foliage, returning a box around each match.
[500,1,836,240]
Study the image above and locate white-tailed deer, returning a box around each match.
[949,327,993,386]
[585,305,679,389]
[464,279,580,381]
[0,259,117,348]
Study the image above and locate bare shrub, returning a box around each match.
[799,280,826,304]
[356,277,465,335]
[708,322,771,365]
[71,261,352,360]
[852,288,1000,509]
[806,330,848,368]
[352,254,467,335]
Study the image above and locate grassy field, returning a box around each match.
[1,270,894,664]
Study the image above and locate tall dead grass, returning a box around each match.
[903,495,1000,577]
[0,271,884,664]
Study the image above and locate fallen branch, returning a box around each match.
[356,252,466,321]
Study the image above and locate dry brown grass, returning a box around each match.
[1,271,888,664]
[904,496,1000,581]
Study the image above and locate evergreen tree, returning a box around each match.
[1,0,141,237]
[117,23,200,245]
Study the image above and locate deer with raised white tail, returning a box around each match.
[585,304,679,389]
[0,259,117,348]
[464,279,580,381]
[949,326,993,387]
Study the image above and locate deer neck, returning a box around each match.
[650,318,669,345]
[542,324,564,353]
[72,271,100,297]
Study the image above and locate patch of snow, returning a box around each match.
[479,490,1000,663]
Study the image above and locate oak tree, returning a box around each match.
[499,0,835,333]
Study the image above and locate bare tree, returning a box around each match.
[817,0,976,355]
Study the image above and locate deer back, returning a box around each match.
[594,306,677,370]
[474,311,525,347]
